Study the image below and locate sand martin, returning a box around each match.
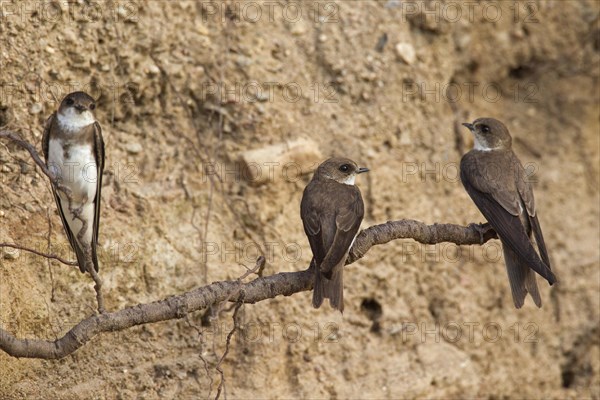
[42,91,104,273]
[301,158,368,312]
[460,117,556,308]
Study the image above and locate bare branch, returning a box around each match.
[46,207,58,301]
[0,221,496,359]
[347,220,497,264]
[0,242,78,267]
[184,315,215,399]
[1,127,500,360]
[215,293,244,400]
[84,247,105,314]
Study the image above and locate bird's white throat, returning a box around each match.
[341,174,356,186]
[473,135,500,152]
[57,107,95,132]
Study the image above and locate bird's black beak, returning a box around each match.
[74,104,87,112]
[357,167,369,174]
[462,123,474,131]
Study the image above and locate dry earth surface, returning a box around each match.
[1,0,599,399]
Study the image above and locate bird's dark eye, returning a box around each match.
[339,164,351,173]
[89,104,96,110]
[480,125,490,134]
[65,98,74,106]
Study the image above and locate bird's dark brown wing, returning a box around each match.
[41,112,55,160]
[42,113,87,272]
[301,180,331,309]
[300,184,326,265]
[460,165,556,285]
[90,121,104,272]
[513,154,553,271]
[528,213,551,269]
[319,187,364,278]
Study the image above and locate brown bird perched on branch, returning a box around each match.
[460,117,556,308]
[42,91,105,273]
[301,158,369,312]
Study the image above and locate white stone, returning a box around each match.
[126,142,143,154]
[395,42,417,65]
[238,138,323,185]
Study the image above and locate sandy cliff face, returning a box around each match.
[1,1,599,398]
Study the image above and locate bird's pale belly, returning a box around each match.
[48,139,98,205]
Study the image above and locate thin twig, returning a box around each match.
[0,242,78,267]
[87,259,105,314]
[46,207,57,301]
[0,221,497,360]
[77,231,105,314]
[215,292,244,400]
[184,315,215,400]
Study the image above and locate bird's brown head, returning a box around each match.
[314,157,369,185]
[58,91,97,114]
[57,91,97,129]
[462,117,512,151]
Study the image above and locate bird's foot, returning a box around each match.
[468,222,497,244]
